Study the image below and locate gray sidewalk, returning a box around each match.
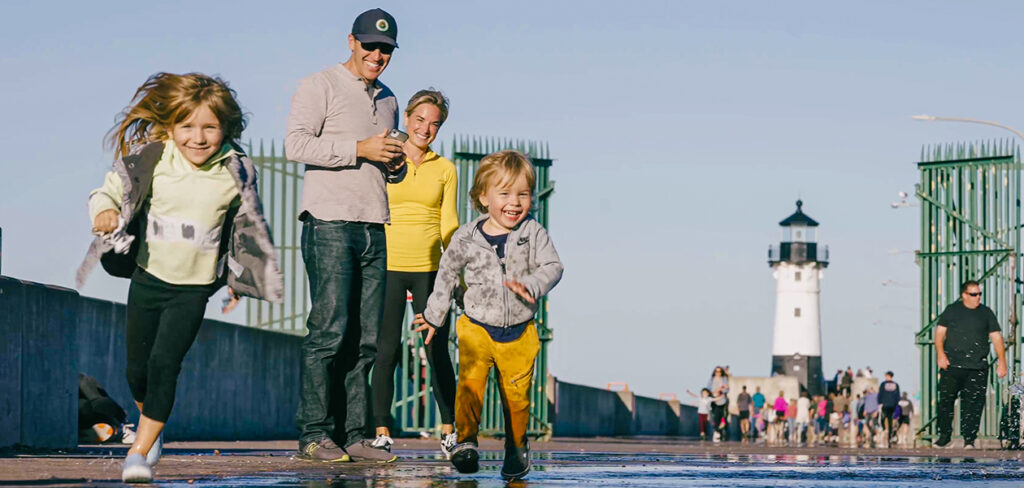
[3,437,1023,487]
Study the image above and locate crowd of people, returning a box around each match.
[691,366,916,448]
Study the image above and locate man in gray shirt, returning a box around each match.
[285,8,405,463]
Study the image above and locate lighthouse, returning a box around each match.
[768,200,828,396]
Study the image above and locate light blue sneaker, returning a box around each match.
[121,453,152,483]
[146,433,163,466]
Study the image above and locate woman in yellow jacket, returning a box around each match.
[371,89,459,456]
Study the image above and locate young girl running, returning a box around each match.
[78,72,282,482]
[413,150,563,481]
[370,89,459,456]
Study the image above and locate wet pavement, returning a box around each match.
[4,438,1024,487]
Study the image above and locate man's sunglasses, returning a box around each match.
[361,42,395,55]
[966,292,982,297]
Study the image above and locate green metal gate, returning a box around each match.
[245,135,556,438]
[915,139,1021,443]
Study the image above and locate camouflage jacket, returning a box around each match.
[422,215,563,328]
[76,142,284,303]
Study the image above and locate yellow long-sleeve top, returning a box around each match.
[88,142,240,285]
[385,150,459,272]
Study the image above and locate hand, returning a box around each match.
[384,157,406,173]
[356,130,405,163]
[412,313,436,345]
[937,353,950,370]
[92,209,120,234]
[221,288,240,314]
[505,280,535,304]
[998,360,1008,378]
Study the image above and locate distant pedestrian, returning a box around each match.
[707,366,730,441]
[840,367,853,396]
[81,72,283,482]
[737,386,753,440]
[863,387,880,447]
[933,280,1008,449]
[686,388,720,441]
[752,386,766,440]
[897,393,914,445]
[877,371,901,447]
[795,393,811,445]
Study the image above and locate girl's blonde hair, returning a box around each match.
[469,150,535,213]
[404,88,449,125]
[106,72,246,159]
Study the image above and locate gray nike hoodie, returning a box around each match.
[422,215,563,329]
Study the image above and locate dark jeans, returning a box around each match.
[937,367,988,443]
[371,270,457,429]
[298,217,386,447]
[125,268,215,423]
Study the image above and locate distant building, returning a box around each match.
[768,200,829,396]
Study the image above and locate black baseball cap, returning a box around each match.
[352,8,398,48]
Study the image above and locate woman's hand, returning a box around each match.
[412,313,436,345]
[505,280,535,304]
[221,287,240,313]
[92,209,120,234]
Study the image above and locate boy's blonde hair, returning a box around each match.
[106,72,246,159]
[469,150,535,213]
[405,88,449,125]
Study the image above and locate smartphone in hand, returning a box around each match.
[387,129,409,143]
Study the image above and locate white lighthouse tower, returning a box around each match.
[768,200,828,396]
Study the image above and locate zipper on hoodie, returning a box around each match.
[467,225,513,327]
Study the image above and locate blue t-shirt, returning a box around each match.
[753,392,766,409]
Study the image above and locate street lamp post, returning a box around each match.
[911,114,1024,141]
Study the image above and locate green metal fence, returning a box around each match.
[245,136,556,438]
[915,139,1022,443]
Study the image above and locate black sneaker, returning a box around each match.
[933,436,951,448]
[346,438,398,463]
[450,442,479,473]
[299,437,350,462]
[501,439,531,481]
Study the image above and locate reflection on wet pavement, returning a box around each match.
[161,451,1024,487]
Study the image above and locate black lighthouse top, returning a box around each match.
[779,200,819,227]
[768,200,828,267]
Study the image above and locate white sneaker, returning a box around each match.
[121,424,137,444]
[122,453,152,483]
[370,434,394,452]
[440,432,458,459]
[146,433,163,466]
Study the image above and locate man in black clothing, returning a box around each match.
[877,371,901,446]
[934,280,1008,448]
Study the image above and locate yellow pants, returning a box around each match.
[455,315,540,448]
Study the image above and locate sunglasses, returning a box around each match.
[966,292,982,297]
[360,42,395,55]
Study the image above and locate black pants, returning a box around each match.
[937,367,988,443]
[710,404,727,433]
[371,270,457,428]
[125,269,215,423]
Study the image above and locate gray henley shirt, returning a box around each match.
[285,64,401,224]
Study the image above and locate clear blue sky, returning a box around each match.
[3,0,1023,399]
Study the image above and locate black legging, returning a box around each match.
[125,268,215,423]
[372,270,457,428]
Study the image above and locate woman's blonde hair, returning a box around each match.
[404,88,449,125]
[469,150,535,213]
[106,72,246,159]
